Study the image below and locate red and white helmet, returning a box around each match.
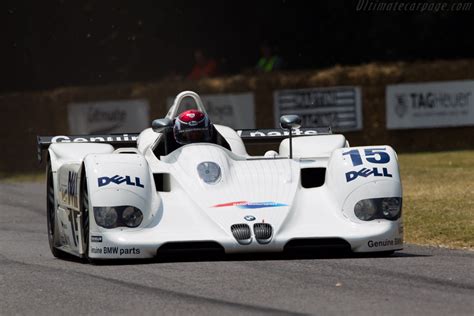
[173,109,213,145]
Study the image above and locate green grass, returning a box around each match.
[398,150,474,249]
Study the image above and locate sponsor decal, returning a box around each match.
[345,167,392,182]
[60,171,79,208]
[367,238,403,248]
[237,128,328,139]
[91,235,102,243]
[50,134,138,144]
[213,201,287,209]
[90,246,141,255]
[98,175,144,188]
[244,215,256,221]
[343,148,393,182]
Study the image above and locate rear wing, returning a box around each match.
[36,134,139,163]
[236,127,331,143]
[37,127,331,162]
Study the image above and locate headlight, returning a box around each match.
[197,161,221,184]
[381,198,402,220]
[94,207,118,228]
[122,206,143,228]
[354,197,402,221]
[354,199,377,221]
[94,206,143,228]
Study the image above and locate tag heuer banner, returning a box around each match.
[68,99,150,134]
[167,93,255,129]
[273,87,363,131]
[386,80,474,129]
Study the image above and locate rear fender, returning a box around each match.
[48,143,115,172]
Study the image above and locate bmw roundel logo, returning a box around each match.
[244,215,256,221]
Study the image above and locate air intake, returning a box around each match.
[231,224,252,245]
[157,241,224,255]
[284,238,351,252]
[253,223,273,244]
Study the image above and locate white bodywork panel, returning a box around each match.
[279,134,347,158]
[46,91,403,260]
[214,124,248,156]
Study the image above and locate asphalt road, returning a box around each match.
[1,181,473,315]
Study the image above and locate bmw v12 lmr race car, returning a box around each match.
[37,91,403,262]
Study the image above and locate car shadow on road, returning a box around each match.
[82,248,430,266]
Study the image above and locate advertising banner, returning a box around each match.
[273,87,363,131]
[68,99,150,134]
[168,93,255,129]
[386,80,474,129]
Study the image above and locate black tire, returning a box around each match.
[46,160,69,259]
[80,167,91,262]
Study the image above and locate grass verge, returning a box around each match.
[399,150,474,250]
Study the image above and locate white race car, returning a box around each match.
[38,91,403,262]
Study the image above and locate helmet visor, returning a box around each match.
[175,127,212,144]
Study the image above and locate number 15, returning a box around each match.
[343,148,390,166]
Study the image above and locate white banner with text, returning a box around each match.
[386,80,474,129]
[167,93,255,129]
[273,86,363,131]
[68,99,150,134]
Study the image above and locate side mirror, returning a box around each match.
[280,115,302,130]
[152,118,173,132]
[279,115,302,159]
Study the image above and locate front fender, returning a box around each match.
[326,146,402,219]
[83,153,161,233]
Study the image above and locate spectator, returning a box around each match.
[187,49,218,80]
[255,41,283,73]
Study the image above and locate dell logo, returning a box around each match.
[98,175,144,188]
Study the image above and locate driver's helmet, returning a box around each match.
[173,109,213,145]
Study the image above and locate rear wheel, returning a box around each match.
[46,160,69,259]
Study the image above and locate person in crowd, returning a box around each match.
[255,41,283,73]
[187,49,218,80]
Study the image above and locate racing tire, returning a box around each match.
[80,167,92,263]
[46,159,69,259]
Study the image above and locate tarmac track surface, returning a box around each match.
[0,181,473,315]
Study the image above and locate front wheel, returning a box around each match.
[80,168,91,262]
[46,160,69,259]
